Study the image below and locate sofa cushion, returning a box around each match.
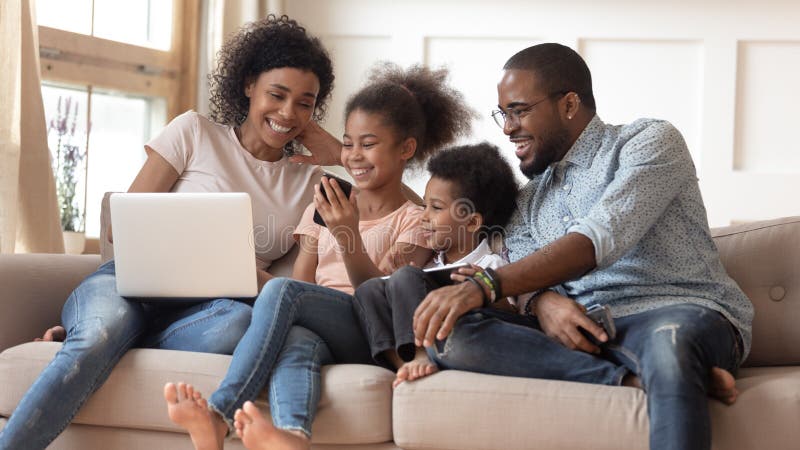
[711,216,800,366]
[393,367,800,450]
[0,342,395,445]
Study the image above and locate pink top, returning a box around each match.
[293,200,430,295]
[146,111,322,269]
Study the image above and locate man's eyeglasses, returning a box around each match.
[491,91,568,128]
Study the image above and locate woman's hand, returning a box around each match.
[291,122,342,166]
[314,177,360,247]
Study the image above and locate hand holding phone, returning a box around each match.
[313,174,354,227]
[585,304,616,340]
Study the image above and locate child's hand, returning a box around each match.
[315,177,360,245]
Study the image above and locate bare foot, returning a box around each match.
[164,382,227,450]
[35,325,66,342]
[621,372,642,389]
[709,367,738,405]
[234,401,310,450]
[393,349,438,388]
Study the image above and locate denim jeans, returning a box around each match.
[353,265,440,366]
[0,260,253,450]
[428,303,741,450]
[207,277,373,437]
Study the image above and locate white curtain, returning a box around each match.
[0,0,64,254]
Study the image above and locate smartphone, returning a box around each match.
[313,173,354,227]
[423,262,472,285]
[584,304,617,340]
[379,262,471,285]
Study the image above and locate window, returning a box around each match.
[37,0,174,50]
[42,82,167,237]
[37,0,198,240]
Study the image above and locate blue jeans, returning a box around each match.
[0,260,253,450]
[208,277,373,437]
[429,304,741,450]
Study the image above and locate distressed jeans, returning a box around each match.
[0,260,253,450]
[428,303,741,450]
[207,277,374,437]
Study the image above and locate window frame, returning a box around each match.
[37,0,200,250]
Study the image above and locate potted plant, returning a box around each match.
[48,95,88,254]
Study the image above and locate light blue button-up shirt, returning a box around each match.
[505,115,754,360]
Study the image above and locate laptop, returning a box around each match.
[110,192,258,299]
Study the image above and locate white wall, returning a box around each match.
[286,0,800,227]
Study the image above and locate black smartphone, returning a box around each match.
[313,174,354,227]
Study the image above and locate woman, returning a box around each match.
[0,15,339,450]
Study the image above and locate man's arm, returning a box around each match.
[413,232,600,348]
[415,121,693,350]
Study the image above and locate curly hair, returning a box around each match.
[344,63,475,166]
[209,15,334,126]
[427,142,520,232]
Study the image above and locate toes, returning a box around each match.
[234,408,250,425]
[177,382,188,401]
[164,383,178,403]
[396,366,409,380]
[242,401,263,422]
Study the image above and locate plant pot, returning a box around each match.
[63,231,86,255]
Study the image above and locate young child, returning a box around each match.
[164,62,474,450]
[353,142,520,387]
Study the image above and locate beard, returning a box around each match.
[519,126,571,179]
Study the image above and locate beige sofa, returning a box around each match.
[1,216,799,449]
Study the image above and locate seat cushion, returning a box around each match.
[392,367,800,450]
[0,342,394,445]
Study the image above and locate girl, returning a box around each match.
[1,15,339,450]
[163,63,474,450]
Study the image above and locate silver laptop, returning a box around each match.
[110,193,258,299]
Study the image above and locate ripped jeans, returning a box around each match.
[207,278,374,438]
[428,304,741,450]
[0,260,253,450]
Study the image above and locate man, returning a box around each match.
[413,43,753,450]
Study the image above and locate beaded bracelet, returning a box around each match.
[473,271,497,303]
[483,267,502,301]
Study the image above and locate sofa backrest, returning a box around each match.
[100,189,797,367]
[711,216,800,367]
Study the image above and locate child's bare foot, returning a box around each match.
[393,349,438,388]
[234,401,310,450]
[35,325,66,342]
[164,382,227,450]
[709,367,738,405]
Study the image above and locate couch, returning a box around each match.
[1,216,799,449]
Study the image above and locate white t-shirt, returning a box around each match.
[146,111,323,269]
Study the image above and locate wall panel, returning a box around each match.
[734,41,800,173]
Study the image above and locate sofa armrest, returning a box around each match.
[0,254,100,352]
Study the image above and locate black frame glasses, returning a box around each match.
[491,91,569,128]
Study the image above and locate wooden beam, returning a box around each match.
[40,58,176,98]
[172,0,201,119]
[38,26,178,74]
